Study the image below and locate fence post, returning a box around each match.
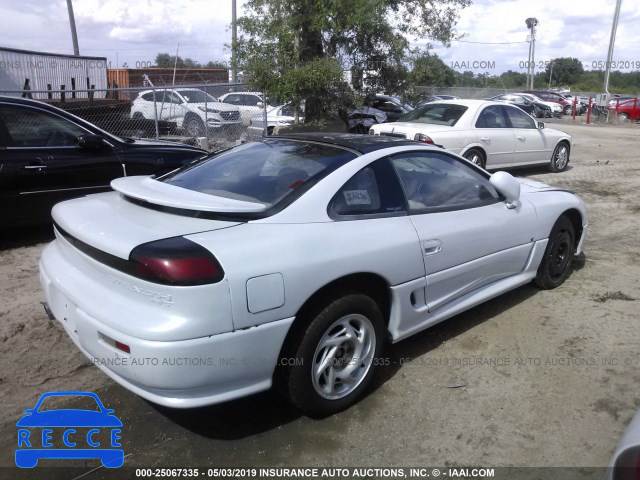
[22,78,32,99]
[113,83,119,101]
[47,84,52,100]
[572,98,576,122]
[153,88,160,140]
[88,85,95,101]
[586,96,592,124]
[71,78,76,99]
[633,97,638,122]
[60,85,66,103]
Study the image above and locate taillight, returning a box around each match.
[414,133,434,144]
[129,237,224,286]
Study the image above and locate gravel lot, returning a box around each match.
[1,118,639,476]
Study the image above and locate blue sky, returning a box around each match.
[0,0,638,76]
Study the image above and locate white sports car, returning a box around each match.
[39,134,587,416]
[369,99,571,172]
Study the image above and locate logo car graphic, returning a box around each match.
[16,391,123,468]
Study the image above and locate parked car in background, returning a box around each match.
[218,91,273,126]
[522,90,571,113]
[131,88,241,136]
[369,99,572,172]
[609,97,639,122]
[364,94,413,122]
[40,133,586,416]
[562,94,588,114]
[517,93,563,117]
[0,96,207,228]
[486,94,540,117]
[246,104,305,141]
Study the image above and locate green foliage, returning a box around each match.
[154,53,208,69]
[545,57,584,87]
[237,0,470,121]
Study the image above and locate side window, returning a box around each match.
[0,106,86,147]
[390,151,500,213]
[504,105,536,128]
[330,159,406,217]
[475,105,507,128]
[168,92,183,104]
[244,95,260,106]
[223,94,241,105]
[141,92,157,101]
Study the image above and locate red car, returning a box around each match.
[609,98,640,122]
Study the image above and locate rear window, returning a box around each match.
[397,103,467,126]
[162,139,357,213]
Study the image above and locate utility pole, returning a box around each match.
[66,0,80,56]
[525,17,538,89]
[604,0,622,94]
[231,0,238,83]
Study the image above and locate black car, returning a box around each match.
[364,94,414,122]
[485,94,544,117]
[0,96,207,228]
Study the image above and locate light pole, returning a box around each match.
[548,61,554,89]
[525,17,538,89]
[604,0,622,94]
[66,0,80,56]
[231,0,238,83]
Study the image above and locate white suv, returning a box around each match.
[131,88,241,136]
[218,91,271,125]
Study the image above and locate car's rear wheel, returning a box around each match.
[564,105,572,115]
[284,293,384,417]
[184,116,205,136]
[549,142,570,172]
[463,148,486,169]
[534,215,575,289]
[618,112,630,123]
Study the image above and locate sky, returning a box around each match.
[0,0,638,77]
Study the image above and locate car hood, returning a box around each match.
[517,178,570,193]
[189,101,239,112]
[52,179,247,259]
[118,137,207,154]
[17,410,122,427]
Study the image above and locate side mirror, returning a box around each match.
[76,134,105,150]
[490,171,520,209]
[538,122,545,129]
[256,101,263,108]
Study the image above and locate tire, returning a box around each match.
[284,293,384,417]
[184,116,205,136]
[534,216,575,289]
[563,105,572,115]
[618,112,629,123]
[463,148,486,169]
[549,142,570,172]
[132,112,145,120]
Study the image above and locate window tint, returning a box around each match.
[223,94,242,105]
[163,139,356,210]
[504,106,536,128]
[390,151,500,213]
[244,95,261,106]
[476,105,507,128]
[176,90,216,103]
[0,106,86,147]
[398,104,467,126]
[330,159,406,217]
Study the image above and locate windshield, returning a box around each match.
[177,90,218,103]
[397,103,468,126]
[162,139,357,212]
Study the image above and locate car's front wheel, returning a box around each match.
[549,142,570,172]
[618,112,630,123]
[534,215,575,289]
[564,105,572,115]
[284,293,384,417]
[463,148,486,169]
[184,116,205,136]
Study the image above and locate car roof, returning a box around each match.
[0,95,60,108]
[272,132,428,154]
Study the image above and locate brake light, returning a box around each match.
[129,237,224,286]
[414,133,434,144]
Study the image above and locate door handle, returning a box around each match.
[516,135,526,141]
[421,240,442,256]
[479,136,490,143]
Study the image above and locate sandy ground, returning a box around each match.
[0,118,639,476]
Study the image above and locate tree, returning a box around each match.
[545,57,584,87]
[237,0,470,122]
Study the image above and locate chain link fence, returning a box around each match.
[0,82,263,151]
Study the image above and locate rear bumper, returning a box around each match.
[39,241,294,408]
